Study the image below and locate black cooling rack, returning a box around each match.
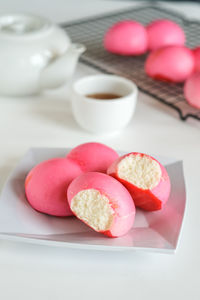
[61,4,200,121]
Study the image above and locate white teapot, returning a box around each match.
[0,14,85,96]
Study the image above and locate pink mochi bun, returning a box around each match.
[66,142,119,173]
[104,20,148,55]
[184,72,200,109]
[25,158,82,216]
[145,45,194,82]
[67,172,135,237]
[192,47,200,72]
[107,152,171,211]
[147,19,185,51]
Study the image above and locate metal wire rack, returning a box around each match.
[61,4,200,121]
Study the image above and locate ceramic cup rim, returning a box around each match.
[72,74,138,103]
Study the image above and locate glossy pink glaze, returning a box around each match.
[25,158,82,216]
[67,172,135,237]
[193,47,200,72]
[107,152,171,211]
[66,142,119,173]
[104,20,148,55]
[184,72,200,109]
[145,46,194,83]
[147,19,185,51]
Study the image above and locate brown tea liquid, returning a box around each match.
[86,93,121,100]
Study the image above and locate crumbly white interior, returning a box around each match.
[118,154,161,190]
[71,189,114,231]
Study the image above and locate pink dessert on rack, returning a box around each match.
[192,47,200,72]
[146,19,185,51]
[104,20,148,55]
[145,45,194,82]
[184,72,200,109]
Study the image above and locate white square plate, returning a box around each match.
[0,148,186,253]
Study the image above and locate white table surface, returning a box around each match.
[0,1,200,299]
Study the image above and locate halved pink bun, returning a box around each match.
[107,152,171,211]
[192,47,200,72]
[67,172,135,237]
[184,72,200,109]
[145,46,194,82]
[147,19,185,51]
[104,20,148,55]
[25,158,82,216]
[66,142,119,173]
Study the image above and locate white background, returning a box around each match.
[0,1,200,299]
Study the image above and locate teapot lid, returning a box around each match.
[0,14,52,37]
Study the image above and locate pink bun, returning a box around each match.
[107,152,171,211]
[66,142,119,173]
[67,172,135,237]
[184,72,200,109]
[147,19,185,51]
[193,47,200,72]
[145,46,194,82]
[25,158,82,216]
[104,20,148,55]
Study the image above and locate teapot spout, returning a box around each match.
[39,43,86,90]
[71,43,86,55]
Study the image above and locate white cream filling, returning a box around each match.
[118,154,161,190]
[71,189,114,231]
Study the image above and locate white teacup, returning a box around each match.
[71,75,138,134]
